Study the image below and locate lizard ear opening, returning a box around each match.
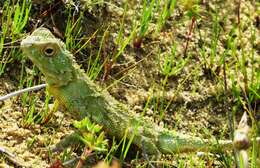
[42,44,59,57]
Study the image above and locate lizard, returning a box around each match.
[20,27,235,156]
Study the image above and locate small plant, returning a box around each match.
[156,43,189,119]
[73,117,108,167]
[0,0,31,76]
[209,11,221,71]
[73,117,108,152]
[102,4,137,81]
[119,128,136,161]
[18,65,50,126]
[22,97,36,127]
[21,91,52,127]
[86,27,109,80]
[64,8,105,81]
[133,0,156,48]
[198,11,225,78]
[106,25,137,77]
[64,10,84,51]
[158,43,189,77]
[155,0,176,34]
[12,0,31,35]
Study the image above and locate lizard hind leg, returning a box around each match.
[141,138,159,168]
[140,136,161,158]
[50,132,82,153]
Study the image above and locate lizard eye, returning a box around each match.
[43,45,56,57]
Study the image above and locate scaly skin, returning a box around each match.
[21,28,233,155]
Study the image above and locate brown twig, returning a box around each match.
[183,16,196,57]
[38,0,62,18]
[102,59,114,81]
[237,0,241,26]
[75,146,92,168]
[0,146,26,167]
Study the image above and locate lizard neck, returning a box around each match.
[45,61,84,88]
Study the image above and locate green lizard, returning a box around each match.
[21,27,234,156]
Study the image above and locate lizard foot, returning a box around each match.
[51,132,81,153]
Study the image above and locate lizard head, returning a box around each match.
[21,27,75,87]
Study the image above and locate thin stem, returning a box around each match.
[75,146,92,168]
[183,16,196,57]
[0,84,47,101]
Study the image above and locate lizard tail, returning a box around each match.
[157,131,233,154]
